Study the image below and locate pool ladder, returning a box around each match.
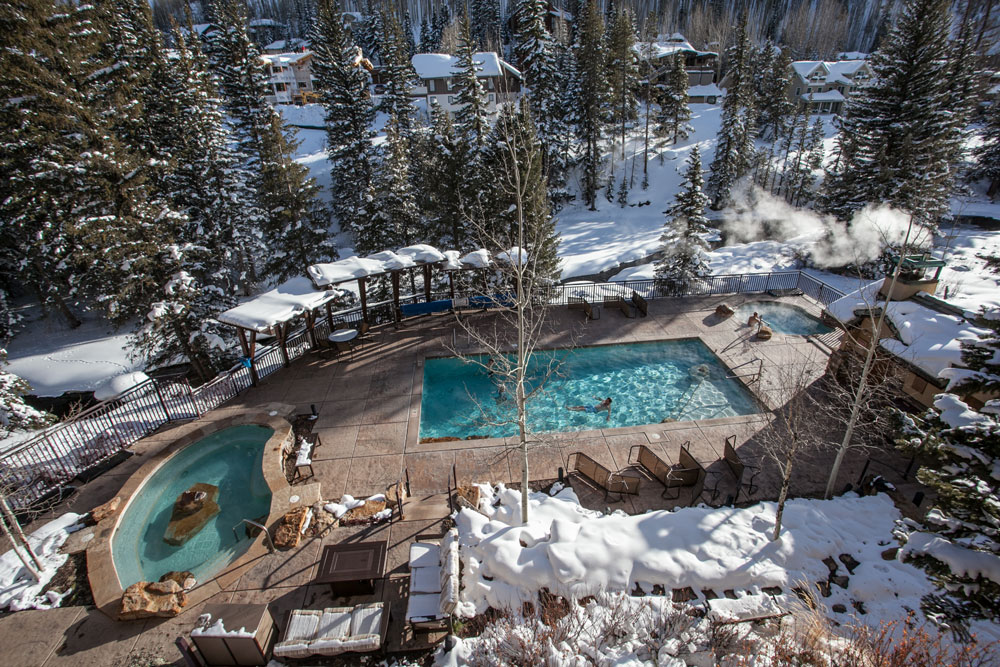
[233,518,275,553]
[726,357,763,384]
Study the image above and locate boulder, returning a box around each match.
[715,303,735,317]
[90,496,121,524]
[881,547,899,561]
[273,506,310,549]
[756,326,773,341]
[119,580,188,620]
[159,570,196,591]
[164,483,220,546]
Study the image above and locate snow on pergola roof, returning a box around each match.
[308,244,500,287]
[217,276,346,333]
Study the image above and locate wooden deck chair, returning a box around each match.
[724,435,760,502]
[569,451,639,501]
[628,444,697,499]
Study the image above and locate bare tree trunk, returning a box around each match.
[0,495,43,576]
[772,444,797,541]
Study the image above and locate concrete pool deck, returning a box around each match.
[3,293,925,665]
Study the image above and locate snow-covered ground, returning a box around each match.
[433,483,1000,664]
[0,512,83,612]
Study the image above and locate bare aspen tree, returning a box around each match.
[450,101,568,524]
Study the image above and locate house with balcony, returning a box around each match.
[400,52,522,117]
[637,33,719,89]
[786,59,874,114]
[262,52,317,105]
[823,254,996,411]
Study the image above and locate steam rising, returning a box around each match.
[720,187,931,268]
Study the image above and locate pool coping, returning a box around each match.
[86,403,301,620]
[406,334,773,449]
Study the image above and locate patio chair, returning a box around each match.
[334,340,355,361]
[316,337,337,359]
[724,435,760,502]
[629,444,700,500]
[406,528,460,633]
[568,451,640,501]
[630,291,649,317]
[273,603,388,659]
[356,320,371,347]
[604,295,635,318]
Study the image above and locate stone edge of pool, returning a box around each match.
[407,335,774,447]
[87,402,302,621]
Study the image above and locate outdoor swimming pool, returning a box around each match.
[734,301,832,336]
[419,339,759,439]
[111,425,273,588]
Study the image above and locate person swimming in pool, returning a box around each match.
[567,397,613,421]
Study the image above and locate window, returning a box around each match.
[910,375,928,393]
[447,95,455,105]
[298,81,307,88]
[488,94,494,103]
[838,86,844,93]
[795,87,800,96]
[274,82,287,93]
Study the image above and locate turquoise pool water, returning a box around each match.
[419,339,758,439]
[734,301,832,336]
[112,425,273,588]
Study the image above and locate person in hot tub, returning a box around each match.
[567,397,612,421]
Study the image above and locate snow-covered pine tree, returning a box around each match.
[471,0,502,50]
[355,1,384,66]
[656,52,692,145]
[482,101,561,283]
[370,123,421,254]
[310,0,376,253]
[420,15,435,51]
[821,0,963,228]
[896,308,1000,623]
[0,350,54,435]
[453,14,492,150]
[257,114,337,282]
[974,102,1000,199]
[414,104,476,250]
[574,0,608,210]
[656,146,711,295]
[756,43,794,141]
[606,9,638,164]
[708,15,756,209]
[402,11,416,57]
[0,0,110,329]
[378,11,418,136]
[512,0,572,199]
[131,244,239,383]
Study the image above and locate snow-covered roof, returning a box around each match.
[397,244,448,263]
[837,51,869,60]
[635,35,717,61]
[265,38,308,52]
[825,285,990,380]
[411,52,522,80]
[249,18,284,28]
[261,52,312,66]
[791,60,869,86]
[217,276,345,332]
[802,89,845,102]
[308,256,390,286]
[689,83,722,98]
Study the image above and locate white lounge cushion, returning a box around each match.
[411,565,441,594]
[295,440,313,466]
[409,542,440,568]
[351,602,383,637]
[315,607,352,641]
[406,592,443,622]
[273,609,321,659]
[310,634,381,655]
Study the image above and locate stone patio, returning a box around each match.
[1,293,926,665]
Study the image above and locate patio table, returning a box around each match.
[314,541,387,597]
[328,329,358,343]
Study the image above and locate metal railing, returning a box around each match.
[0,270,845,510]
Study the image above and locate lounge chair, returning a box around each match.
[629,444,702,500]
[604,295,635,318]
[406,528,460,633]
[568,451,640,501]
[724,435,760,502]
[272,602,388,659]
[567,297,595,321]
[630,291,649,317]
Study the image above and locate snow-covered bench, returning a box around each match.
[292,434,321,481]
[272,602,387,659]
[406,528,460,632]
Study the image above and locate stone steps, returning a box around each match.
[401,493,451,521]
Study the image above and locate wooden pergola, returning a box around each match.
[217,276,348,385]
